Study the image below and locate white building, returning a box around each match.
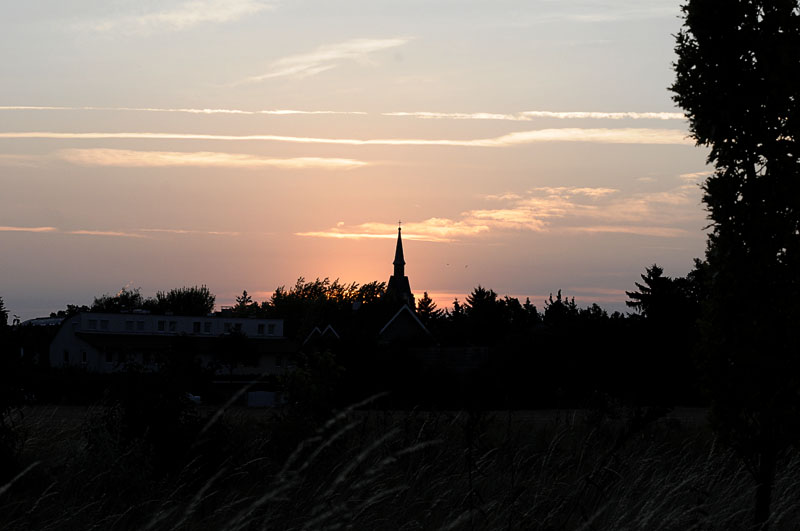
[50,312,291,374]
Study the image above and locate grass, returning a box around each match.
[2,403,800,530]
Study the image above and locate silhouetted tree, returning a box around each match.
[50,304,90,319]
[268,277,386,339]
[0,296,7,327]
[153,285,215,316]
[233,290,256,317]
[542,290,578,327]
[672,1,800,526]
[92,287,144,313]
[416,292,443,327]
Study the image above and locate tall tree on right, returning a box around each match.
[672,2,800,528]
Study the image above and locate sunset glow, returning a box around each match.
[0,1,708,319]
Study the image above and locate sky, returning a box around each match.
[0,0,711,320]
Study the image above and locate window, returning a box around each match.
[100,320,109,330]
[169,321,177,332]
[81,351,87,364]
[268,324,276,336]
[136,321,145,332]
[224,322,231,332]
[87,319,97,330]
[158,320,166,332]
[105,351,113,363]
[125,320,134,332]
[203,322,211,334]
[193,322,201,333]
[257,324,265,335]
[63,350,69,363]
[234,323,242,332]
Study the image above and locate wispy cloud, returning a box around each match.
[301,182,702,242]
[240,37,409,82]
[0,106,365,116]
[1,106,682,121]
[138,228,241,236]
[0,226,58,233]
[297,219,490,243]
[385,111,685,121]
[0,128,691,146]
[67,230,146,238]
[0,226,242,238]
[679,170,712,181]
[88,0,275,33]
[58,149,368,169]
[521,111,684,120]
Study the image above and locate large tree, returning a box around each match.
[672,1,800,527]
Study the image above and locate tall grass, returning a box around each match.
[2,405,799,530]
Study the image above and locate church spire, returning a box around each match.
[393,224,405,278]
[385,221,414,309]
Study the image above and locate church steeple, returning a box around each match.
[393,225,405,278]
[385,222,414,309]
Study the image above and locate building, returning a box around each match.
[49,311,292,375]
[383,225,415,309]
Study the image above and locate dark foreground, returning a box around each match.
[2,405,799,530]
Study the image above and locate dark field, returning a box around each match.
[2,404,800,530]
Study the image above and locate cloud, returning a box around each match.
[384,111,530,121]
[2,107,682,121]
[679,170,712,181]
[58,149,368,169]
[0,106,366,116]
[0,226,58,233]
[240,37,409,82]
[88,0,274,33]
[565,226,689,238]
[297,218,490,243]
[0,226,243,238]
[521,111,685,120]
[385,111,685,121]
[300,184,702,242]
[138,228,241,236]
[67,230,147,238]
[1,128,692,146]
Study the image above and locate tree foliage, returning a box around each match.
[416,291,443,327]
[672,1,800,526]
[0,296,7,327]
[153,285,215,316]
[92,287,145,313]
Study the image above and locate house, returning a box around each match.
[49,311,294,375]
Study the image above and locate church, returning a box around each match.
[383,225,415,309]
[378,224,429,343]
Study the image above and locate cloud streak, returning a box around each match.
[0,128,691,146]
[58,149,368,169]
[1,107,681,121]
[300,181,703,242]
[67,230,146,238]
[240,37,409,82]
[0,226,242,239]
[385,111,685,121]
[297,218,490,243]
[0,106,366,116]
[0,226,58,233]
[88,0,274,33]
[138,228,241,236]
